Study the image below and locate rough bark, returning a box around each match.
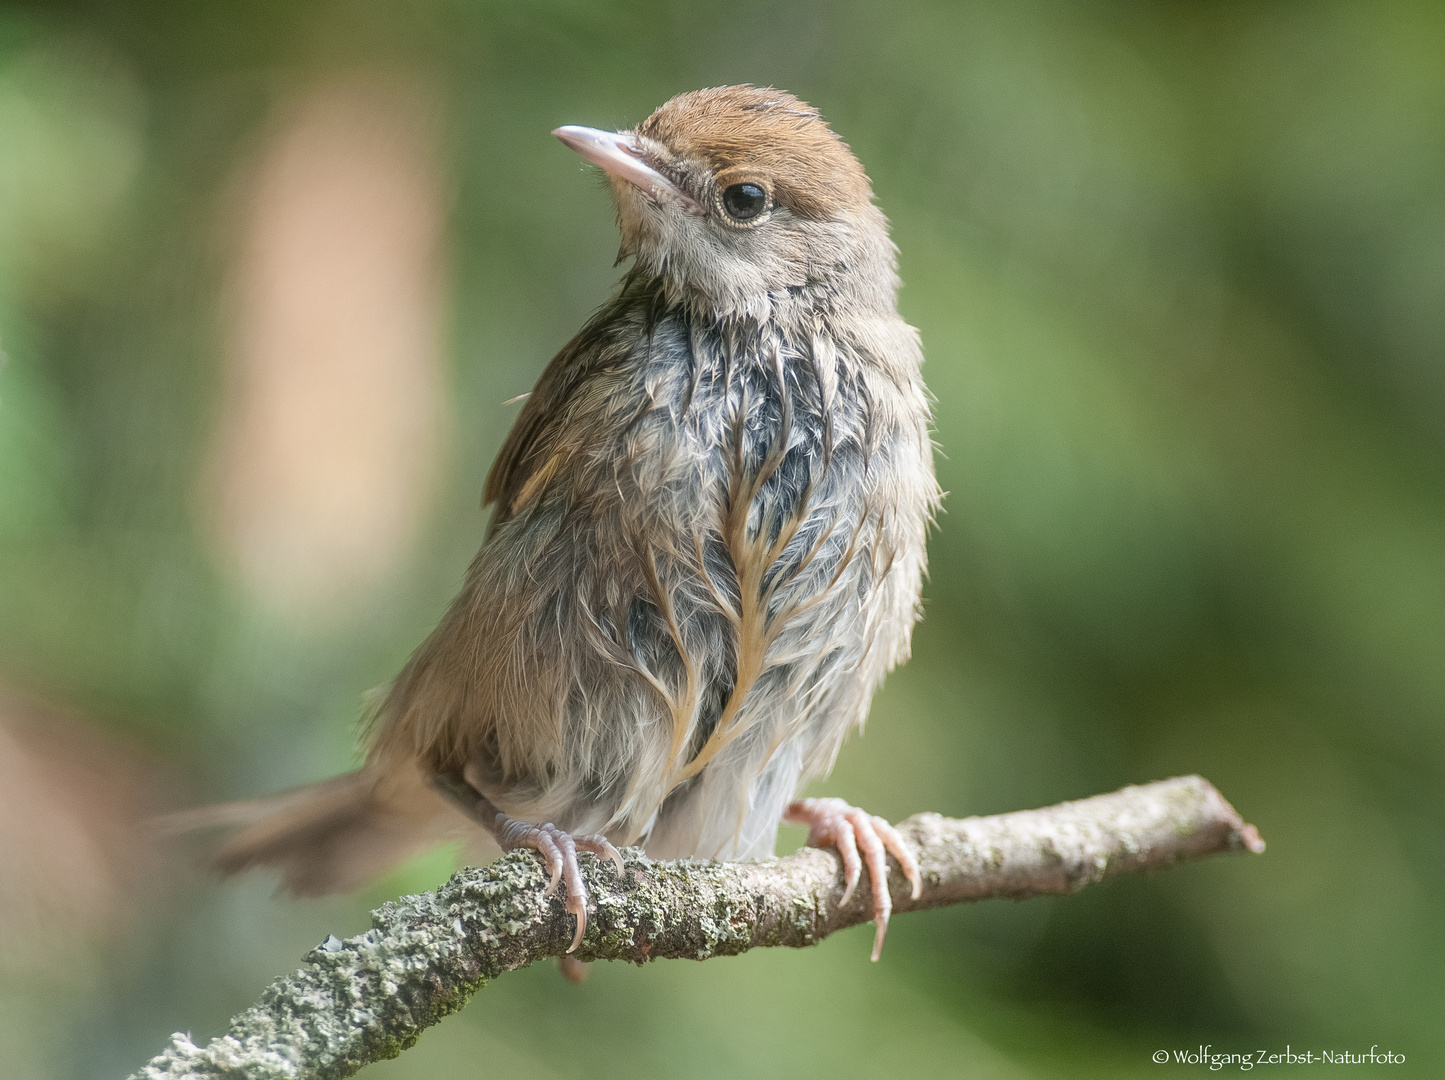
[129,775,1263,1080]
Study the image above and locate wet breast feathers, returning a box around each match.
[372,277,937,859]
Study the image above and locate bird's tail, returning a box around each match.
[161,768,460,896]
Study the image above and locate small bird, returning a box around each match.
[204,85,939,963]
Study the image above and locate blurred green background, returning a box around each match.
[1,1,1441,1077]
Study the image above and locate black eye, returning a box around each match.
[722,182,767,221]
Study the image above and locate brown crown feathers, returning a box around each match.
[634,86,873,221]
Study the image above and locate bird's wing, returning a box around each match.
[370,276,672,829]
[483,276,659,533]
[482,338,591,527]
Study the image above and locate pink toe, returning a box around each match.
[537,834,563,894]
[576,834,626,875]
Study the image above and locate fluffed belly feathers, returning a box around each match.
[369,289,938,862]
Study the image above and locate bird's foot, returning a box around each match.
[493,816,625,952]
[558,956,590,983]
[784,797,921,961]
[432,773,624,953]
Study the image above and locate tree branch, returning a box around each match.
[129,775,1263,1080]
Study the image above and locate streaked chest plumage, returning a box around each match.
[375,278,935,861]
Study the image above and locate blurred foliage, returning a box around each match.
[1,1,1442,1077]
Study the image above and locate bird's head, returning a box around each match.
[555,86,896,321]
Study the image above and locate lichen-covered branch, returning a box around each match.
[129,775,1263,1080]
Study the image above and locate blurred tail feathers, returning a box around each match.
[160,769,458,896]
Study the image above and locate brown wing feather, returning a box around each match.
[482,345,588,527]
[482,287,645,530]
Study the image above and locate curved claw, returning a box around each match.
[491,817,627,954]
[784,797,919,962]
[432,779,626,957]
[579,835,626,876]
[571,831,626,875]
[556,832,588,952]
[567,907,586,952]
[871,814,922,900]
[871,910,890,963]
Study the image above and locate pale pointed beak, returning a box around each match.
[553,125,703,215]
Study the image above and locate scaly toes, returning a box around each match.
[785,797,919,961]
[556,832,590,953]
[493,819,627,953]
[573,833,626,876]
[833,819,863,905]
[840,808,893,961]
[871,815,922,900]
[787,798,861,901]
[498,818,565,893]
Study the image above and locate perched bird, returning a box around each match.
[204,85,940,962]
